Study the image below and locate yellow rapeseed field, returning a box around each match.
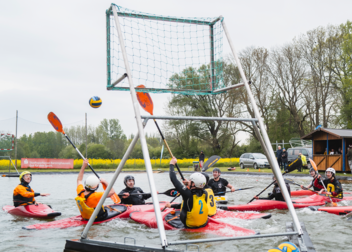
[0,157,239,169]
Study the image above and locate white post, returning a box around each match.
[15,110,18,170]
[111,6,168,247]
[222,19,303,235]
[81,125,143,239]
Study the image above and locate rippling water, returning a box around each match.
[1,172,351,252]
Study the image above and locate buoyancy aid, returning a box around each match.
[204,188,216,217]
[75,190,105,220]
[326,180,343,199]
[185,193,208,228]
[13,183,36,207]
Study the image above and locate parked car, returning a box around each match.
[287,147,312,169]
[239,153,270,169]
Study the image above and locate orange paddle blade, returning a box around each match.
[309,158,318,171]
[48,112,65,134]
[102,183,121,204]
[136,85,154,115]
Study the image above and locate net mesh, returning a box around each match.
[107,5,225,95]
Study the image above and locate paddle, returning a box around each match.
[201,155,221,172]
[47,112,121,204]
[284,178,315,192]
[118,188,179,197]
[161,193,181,212]
[309,158,337,207]
[247,158,302,204]
[136,85,184,180]
[214,186,254,196]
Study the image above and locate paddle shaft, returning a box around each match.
[247,169,293,204]
[319,177,334,204]
[64,134,100,178]
[161,194,180,212]
[153,119,185,180]
[119,189,178,197]
[215,187,254,195]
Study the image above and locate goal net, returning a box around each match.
[106,5,226,95]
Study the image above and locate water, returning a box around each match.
[1,172,351,252]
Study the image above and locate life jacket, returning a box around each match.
[75,190,105,220]
[185,193,208,228]
[13,184,36,207]
[301,155,307,166]
[326,181,343,199]
[204,188,216,217]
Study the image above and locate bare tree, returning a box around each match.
[267,42,308,137]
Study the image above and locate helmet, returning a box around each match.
[201,172,209,184]
[189,173,206,188]
[124,175,135,187]
[84,175,100,191]
[213,168,221,173]
[309,168,316,174]
[326,167,336,176]
[19,171,32,182]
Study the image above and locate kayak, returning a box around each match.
[23,202,168,230]
[310,206,352,215]
[291,190,352,198]
[212,209,271,220]
[215,195,228,204]
[291,190,316,197]
[219,199,325,212]
[130,209,257,237]
[3,204,61,219]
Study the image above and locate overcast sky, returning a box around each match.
[0,0,351,142]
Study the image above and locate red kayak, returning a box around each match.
[3,204,61,219]
[212,209,271,220]
[130,210,257,237]
[291,190,316,197]
[291,190,352,197]
[23,202,168,230]
[219,199,325,212]
[313,206,352,215]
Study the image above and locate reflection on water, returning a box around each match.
[1,173,351,251]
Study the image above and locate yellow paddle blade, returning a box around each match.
[136,85,154,115]
[48,112,65,134]
[309,158,318,171]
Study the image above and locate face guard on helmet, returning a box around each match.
[85,175,100,191]
[189,173,206,189]
[212,167,221,179]
[325,167,336,177]
[19,171,32,183]
[124,175,135,187]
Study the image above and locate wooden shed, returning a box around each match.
[301,128,352,172]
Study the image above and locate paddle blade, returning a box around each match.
[285,158,302,173]
[47,112,65,134]
[102,183,121,204]
[162,188,179,197]
[201,155,221,172]
[309,158,318,172]
[136,85,154,115]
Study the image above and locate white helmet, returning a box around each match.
[85,175,100,191]
[326,167,336,176]
[190,173,206,189]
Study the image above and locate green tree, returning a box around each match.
[87,143,112,159]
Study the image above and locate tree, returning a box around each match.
[87,144,112,159]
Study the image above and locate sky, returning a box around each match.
[0,0,351,142]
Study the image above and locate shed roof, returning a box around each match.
[301,128,352,140]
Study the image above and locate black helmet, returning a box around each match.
[309,168,316,174]
[213,168,221,173]
[201,172,210,184]
[124,175,135,187]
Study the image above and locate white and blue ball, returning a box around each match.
[89,96,102,108]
